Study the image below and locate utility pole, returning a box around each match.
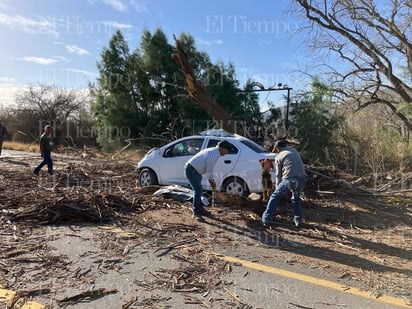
[238,82,293,133]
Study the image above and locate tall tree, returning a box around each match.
[292,0,412,131]
[291,77,342,164]
[237,79,267,140]
[92,28,263,150]
[92,29,218,148]
[91,30,141,150]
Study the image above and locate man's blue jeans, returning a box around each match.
[34,150,53,175]
[262,176,306,224]
[184,163,203,212]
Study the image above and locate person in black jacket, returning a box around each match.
[33,125,54,175]
[0,120,8,156]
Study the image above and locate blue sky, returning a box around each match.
[0,0,309,110]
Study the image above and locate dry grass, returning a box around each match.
[110,148,147,161]
[2,141,147,161]
[3,141,38,152]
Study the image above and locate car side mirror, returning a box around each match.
[164,149,172,157]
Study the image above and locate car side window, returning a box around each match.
[206,139,238,155]
[164,138,204,157]
[186,138,204,155]
[207,139,219,148]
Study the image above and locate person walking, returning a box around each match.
[262,139,306,227]
[33,125,54,176]
[0,120,8,156]
[184,140,231,221]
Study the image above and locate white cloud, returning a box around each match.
[0,86,25,108]
[17,57,59,65]
[103,0,127,11]
[130,0,149,13]
[54,56,68,62]
[87,0,148,14]
[0,13,58,37]
[101,21,133,30]
[196,38,224,46]
[65,45,90,55]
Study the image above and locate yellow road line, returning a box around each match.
[0,288,16,304]
[99,226,137,238]
[103,227,412,308]
[215,254,411,308]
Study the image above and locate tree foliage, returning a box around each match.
[91,31,141,150]
[91,28,262,151]
[291,77,342,164]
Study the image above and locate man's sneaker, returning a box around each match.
[33,170,39,176]
[294,217,302,227]
[198,207,212,217]
[192,212,205,222]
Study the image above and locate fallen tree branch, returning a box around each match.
[58,288,118,304]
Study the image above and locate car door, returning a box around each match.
[159,137,205,185]
[201,138,240,189]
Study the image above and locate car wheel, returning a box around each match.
[138,168,158,187]
[222,177,249,197]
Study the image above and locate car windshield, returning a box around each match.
[240,139,269,153]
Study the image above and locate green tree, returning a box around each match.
[138,28,183,139]
[91,30,141,151]
[91,28,264,150]
[291,77,342,164]
[237,79,267,140]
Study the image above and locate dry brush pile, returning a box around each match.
[0,156,411,307]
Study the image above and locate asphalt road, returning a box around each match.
[4,224,406,309]
[1,149,410,308]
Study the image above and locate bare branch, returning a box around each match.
[293,0,412,130]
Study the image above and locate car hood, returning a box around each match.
[137,147,159,167]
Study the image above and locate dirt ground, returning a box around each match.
[0,149,411,308]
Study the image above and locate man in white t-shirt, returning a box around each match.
[184,140,231,221]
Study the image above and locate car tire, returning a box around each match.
[138,168,158,187]
[222,177,249,197]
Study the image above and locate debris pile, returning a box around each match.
[6,191,142,224]
[305,165,412,197]
[0,152,411,308]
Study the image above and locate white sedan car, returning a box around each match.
[137,130,275,196]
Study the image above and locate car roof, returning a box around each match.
[199,129,235,137]
[179,135,246,142]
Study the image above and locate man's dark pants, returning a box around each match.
[34,150,53,175]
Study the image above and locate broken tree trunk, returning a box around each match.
[172,35,233,132]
